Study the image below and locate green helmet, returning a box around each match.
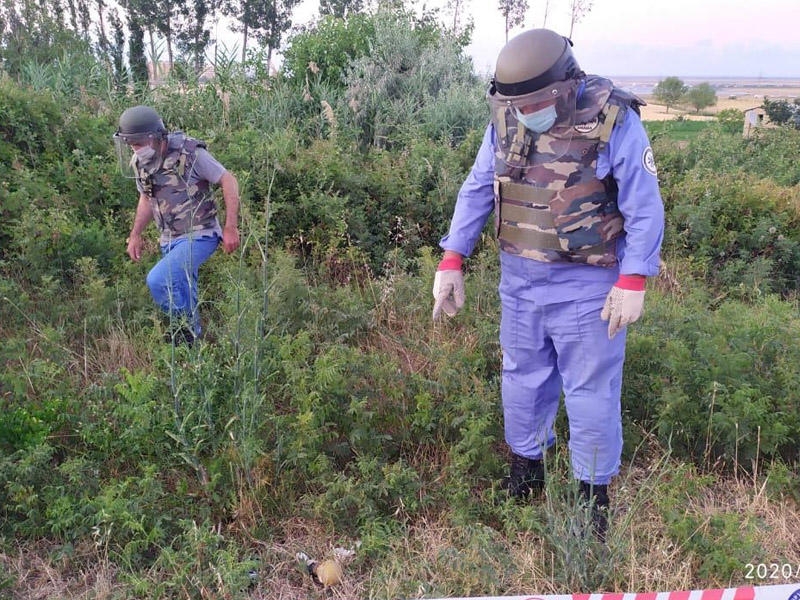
[491,29,582,97]
[115,105,167,143]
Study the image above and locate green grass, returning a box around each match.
[645,119,714,142]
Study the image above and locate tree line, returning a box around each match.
[0,0,592,90]
[652,76,718,114]
[0,0,377,87]
[653,76,800,127]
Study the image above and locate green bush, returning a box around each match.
[260,133,468,273]
[717,108,745,134]
[624,288,800,466]
[9,206,121,285]
[0,79,63,167]
[281,14,376,87]
[666,126,800,186]
[664,172,800,296]
[342,8,480,149]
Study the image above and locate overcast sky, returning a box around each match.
[282,0,800,79]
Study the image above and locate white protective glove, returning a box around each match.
[600,277,646,339]
[432,262,465,320]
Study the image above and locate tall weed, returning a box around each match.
[664,172,800,297]
[625,286,800,466]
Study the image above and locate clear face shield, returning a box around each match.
[113,131,163,178]
[488,78,579,169]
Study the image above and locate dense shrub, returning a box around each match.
[624,287,800,466]
[716,108,745,134]
[281,14,376,87]
[666,126,800,186]
[342,9,482,148]
[763,97,800,129]
[259,133,469,272]
[0,79,64,167]
[8,206,122,285]
[663,171,800,296]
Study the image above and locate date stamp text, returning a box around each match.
[744,563,800,580]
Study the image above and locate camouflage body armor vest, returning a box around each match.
[494,77,642,267]
[136,133,217,239]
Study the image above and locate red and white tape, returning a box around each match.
[422,583,800,600]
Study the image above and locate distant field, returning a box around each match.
[643,119,711,141]
[639,85,800,121]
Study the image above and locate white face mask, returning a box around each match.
[134,146,157,163]
[515,104,558,133]
[129,145,159,174]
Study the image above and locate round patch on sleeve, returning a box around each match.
[642,146,657,176]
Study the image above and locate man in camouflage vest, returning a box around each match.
[114,105,240,346]
[432,29,664,540]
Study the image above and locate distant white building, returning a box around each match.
[743,106,767,138]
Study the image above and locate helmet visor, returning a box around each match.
[113,132,161,178]
[489,79,579,169]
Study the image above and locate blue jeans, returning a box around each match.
[499,291,627,485]
[146,234,220,335]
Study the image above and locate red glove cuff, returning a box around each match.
[615,274,646,291]
[437,256,463,271]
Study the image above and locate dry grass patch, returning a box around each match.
[0,540,121,600]
[2,461,799,598]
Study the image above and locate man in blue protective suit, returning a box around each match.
[432,29,664,539]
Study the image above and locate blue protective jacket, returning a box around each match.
[440,97,664,304]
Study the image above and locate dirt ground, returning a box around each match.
[639,86,800,121]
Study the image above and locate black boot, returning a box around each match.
[579,481,609,542]
[501,454,545,499]
[164,325,196,347]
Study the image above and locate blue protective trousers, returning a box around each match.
[146,234,220,336]
[499,290,627,485]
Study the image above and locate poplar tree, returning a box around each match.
[223,0,300,65]
[76,0,91,38]
[107,8,127,87]
[175,0,217,74]
[498,0,528,42]
[319,0,364,18]
[95,0,109,57]
[0,0,84,76]
[568,0,592,38]
[220,0,258,62]
[227,0,300,68]
[127,10,149,86]
[445,0,471,33]
[124,0,182,74]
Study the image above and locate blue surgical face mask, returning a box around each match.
[515,104,558,133]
